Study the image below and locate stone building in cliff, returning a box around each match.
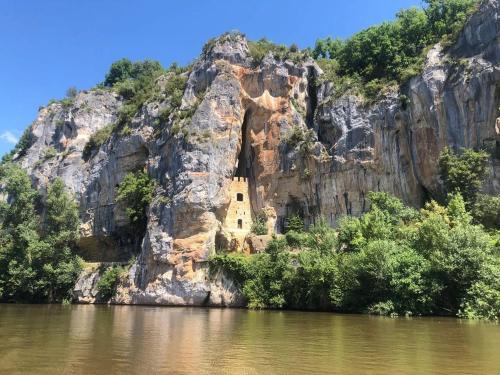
[222,176,252,250]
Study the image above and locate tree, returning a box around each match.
[212,190,499,319]
[312,0,479,93]
[116,170,155,231]
[472,194,500,230]
[438,147,489,205]
[39,178,82,300]
[243,237,293,309]
[0,165,81,302]
[286,214,304,232]
[313,37,344,59]
[0,163,41,300]
[424,0,477,41]
[396,7,431,57]
[97,266,123,300]
[66,86,78,99]
[104,58,134,86]
[251,213,268,235]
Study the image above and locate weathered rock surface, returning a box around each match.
[14,0,499,306]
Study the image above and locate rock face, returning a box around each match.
[14,0,499,306]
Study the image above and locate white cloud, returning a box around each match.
[0,131,19,145]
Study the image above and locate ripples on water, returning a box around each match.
[0,304,498,374]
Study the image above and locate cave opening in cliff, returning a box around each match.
[235,110,251,178]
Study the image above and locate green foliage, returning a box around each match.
[104,59,163,87]
[209,253,251,285]
[154,73,190,136]
[212,189,499,319]
[44,178,80,245]
[314,0,479,98]
[66,86,78,99]
[438,147,489,204]
[116,170,155,230]
[104,58,134,87]
[102,58,190,140]
[0,165,82,302]
[459,258,500,320]
[43,147,57,160]
[248,39,309,65]
[283,126,316,156]
[286,214,304,233]
[96,266,123,300]
[202,31,246,57]
[114,79,136,100]
[82,124,115,160]
[243,237,293,309]
[0,126,38,163]
[472,194,500,229]
[313,37,344,59]
[425,0,477,44]
[251,214,268,235]
[102,58,167,132]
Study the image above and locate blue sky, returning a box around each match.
[0,0,420,156]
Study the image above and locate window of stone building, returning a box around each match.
[237,219,242,229]
[237,193,243,201]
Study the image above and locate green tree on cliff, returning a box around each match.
[438,147,489,204]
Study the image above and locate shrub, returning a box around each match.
[283,126,316,156]
[60,97,74,108]
[66,86,78,99]
[43,147,57,160]
[286,215,304,233]
[104,58,134,86]
[248,39,308,65]
[82,124,115,160]
[285,230,309,248]
[425,0,477,42]
[243,237,292,309]
[114,79,136,99]
[313,0,479,97]
[459,258,500,320]
[209,253,251,285]
[251,214,268,235]
[97,267,123,300]
[116,170,155,230]
[213,189,499,318]
[13,126,37,157]
[103,58,166,131]
[438,147,489,205]
[472,194,500,229]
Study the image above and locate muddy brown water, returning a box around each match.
[0,304,498,374]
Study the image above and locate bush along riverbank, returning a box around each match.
[210,191,499,319]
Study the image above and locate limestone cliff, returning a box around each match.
[14,0,499,306]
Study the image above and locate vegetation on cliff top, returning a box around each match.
[82,59,191,158]
[0,164,82,303]
[313,0,479,100]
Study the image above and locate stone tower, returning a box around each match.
[222,176,252,250]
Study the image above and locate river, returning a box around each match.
[0,304,498,374]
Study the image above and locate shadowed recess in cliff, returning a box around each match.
[306,66,318,129]
[235,110,251,178]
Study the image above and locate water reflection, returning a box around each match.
[0,305,498,374]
